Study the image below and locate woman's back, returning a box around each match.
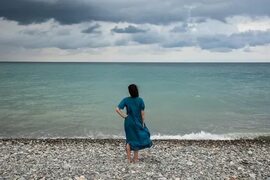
[125,97,145,119]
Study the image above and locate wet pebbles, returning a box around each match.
[0,139,269,179]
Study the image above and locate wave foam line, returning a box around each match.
[151,131,270,140]
[1,131,270,140]
[151,131,232,140]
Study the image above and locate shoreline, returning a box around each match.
[1,137,270,144]
[1,138,269,179]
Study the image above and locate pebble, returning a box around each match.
[17,177,26,180]
[75,175,87,180]
[249,173,256,179]
[248,150,253,155]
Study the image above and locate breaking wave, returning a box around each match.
[1,131,270,140]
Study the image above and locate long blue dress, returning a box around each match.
[118,96,153,151]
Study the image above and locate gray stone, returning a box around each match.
[249,173,256,179]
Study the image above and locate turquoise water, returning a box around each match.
[0,62,270,139]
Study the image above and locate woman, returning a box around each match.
[115,84,152,163]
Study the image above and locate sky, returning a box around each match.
[0,0,270,62]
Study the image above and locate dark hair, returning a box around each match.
[128,84,139,98]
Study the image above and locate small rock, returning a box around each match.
[18,177,26,180]
[247,150,253,155]
[249,173,256,179]
[187,161,193,166]
[63,163,71,169]
[240,159,249,165]
[75,175,87,180]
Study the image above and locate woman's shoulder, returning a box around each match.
[125,96,143,101]
[123,96,130,101]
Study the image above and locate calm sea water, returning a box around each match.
[0,62,270,139]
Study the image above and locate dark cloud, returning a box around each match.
[81,24,101,34]
[19,29,48,36]
[0,0,107,25]
[0,0,269,25]
[197,30,270,51]
[129,29,270,51]
[111,25,146,33]
[171,23,189,33]
[193,1,270,23]
[131,33,162,44]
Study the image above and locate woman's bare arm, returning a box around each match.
[115,107,128,119]
[141,110,145,127]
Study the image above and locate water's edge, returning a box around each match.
[0,138,269,143]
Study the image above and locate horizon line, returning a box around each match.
[0,61,270,63]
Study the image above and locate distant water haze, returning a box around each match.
[0,62,270,139]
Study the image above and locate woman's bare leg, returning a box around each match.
[133,151,139,162]
[126,143,131,163]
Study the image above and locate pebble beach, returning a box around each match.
[0,138,270,180]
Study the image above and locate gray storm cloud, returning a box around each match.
[197,30,270,52]
[111,25,146,33]
[0,0,270,24]
[81,24,101,34]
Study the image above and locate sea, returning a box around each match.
[0,62,269,140]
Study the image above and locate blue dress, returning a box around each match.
[118,96,153,151]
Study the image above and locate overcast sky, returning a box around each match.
[0,0,270,62]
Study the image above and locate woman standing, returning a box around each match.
[115,84,152,163]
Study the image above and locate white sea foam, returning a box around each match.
[151,131,232,140]
[151,131,270,140]
[1,131,270,140]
